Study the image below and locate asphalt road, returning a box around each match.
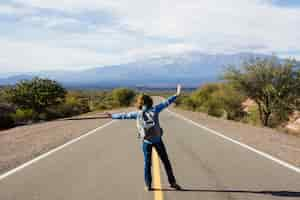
[0,107,300,200]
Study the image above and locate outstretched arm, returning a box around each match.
[154,84,182,113]
[109,111,138,120]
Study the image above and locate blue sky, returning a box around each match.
[272,0,300,7]
[0,0,299,73]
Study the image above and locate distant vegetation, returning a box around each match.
[0,78,136,130]
[1,57,299,131]
[176,57,300,129]
[176,83,246,120]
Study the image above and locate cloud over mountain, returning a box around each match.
[0,52,275,87]
[0,0,299,73]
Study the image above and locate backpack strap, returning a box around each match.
[136,111,144,138]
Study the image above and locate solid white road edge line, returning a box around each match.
[0,120,116,181]
[167,109,300,174]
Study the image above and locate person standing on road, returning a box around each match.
[104,85,182,191]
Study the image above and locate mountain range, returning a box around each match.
[0,52,275,88]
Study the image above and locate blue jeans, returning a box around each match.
[142,139,176,187]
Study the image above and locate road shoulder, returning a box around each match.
[0,107,133,174]
[170,107,300,168]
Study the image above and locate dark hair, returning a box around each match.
[136,94,153,110]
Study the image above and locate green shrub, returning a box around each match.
[0,87,10,103]
[177,83,246,120]
[205,97,225,118]
[12,108,34,123]
[0,103,15,129]
[111,88,136,107]
[94,102,114,111]
[64,89,136,112]
[215,84,246,120]
[7,77,66,114]
[175,95,196,110]
[242,105,261,126]
[0,87,137,128]
[45,95,90,119]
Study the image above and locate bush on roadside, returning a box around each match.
[64,95,90,116]
[11,108,35,124]
[0,82,137,129]
[0,87,10,103]
[205,97,225,118]
[0,103,16,129]
[176,83,246,120]
[111,88,136,107]
[90,91,114,110]
[242,105,261,126]
[7,77,66,114]
[175,95,196,110]
[45,95,90,119]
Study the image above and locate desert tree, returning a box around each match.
[7,77,66,114]
[224,57,300,127]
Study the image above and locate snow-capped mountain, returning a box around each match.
[0,52,273,88]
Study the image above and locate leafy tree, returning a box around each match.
[7,77,66,114]
[174,95,196,110]
[224,58,300,127]
[11,108,34,124]
[111,88,136,107]
[189,84,220,112]
[188,83,246,119]
[0,103,15,129]
[213,84,246,120]
[0,86,10,103]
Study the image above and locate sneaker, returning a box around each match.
[170,183,182,190]
[144,186,152,191]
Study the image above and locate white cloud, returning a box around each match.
[23,15,80,29]
[0,5,18,14]
[0,39,127,73]
[1,0,299,72]
[0,4,33,15]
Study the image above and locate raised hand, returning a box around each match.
[176,84,182,96]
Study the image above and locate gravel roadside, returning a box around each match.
[0,108,133,175]
[170,107,300,168]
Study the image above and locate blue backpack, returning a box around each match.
[137,110,163,139]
